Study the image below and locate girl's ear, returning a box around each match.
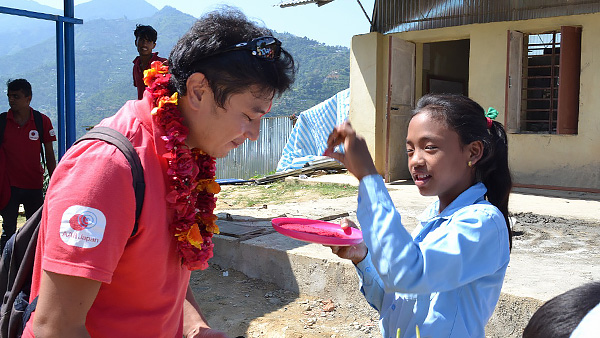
[468,140,484,165]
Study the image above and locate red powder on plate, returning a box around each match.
[279,223,347,238]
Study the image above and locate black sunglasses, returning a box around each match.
[220,36,282,60]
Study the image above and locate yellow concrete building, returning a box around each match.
[351,1,600,192]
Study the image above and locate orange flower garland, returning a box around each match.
[144,61,221,270]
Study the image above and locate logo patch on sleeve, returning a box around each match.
[60,205,106,248]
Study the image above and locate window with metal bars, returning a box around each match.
[521,31,560,133]
[506,26,581,135]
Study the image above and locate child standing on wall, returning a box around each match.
[324,94,512,338]
[132,24,167,100]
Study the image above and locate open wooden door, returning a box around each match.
[385,36,415,182]
[505,30,523,133]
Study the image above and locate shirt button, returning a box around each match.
[391,304,396,310]
[365,267,370,272]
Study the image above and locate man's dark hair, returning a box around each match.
[168,7,296,106]
[6,79,32,97]
[523,282,600,338]
[134,24,158,43]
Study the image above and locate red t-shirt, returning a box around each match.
[1,108,56,189]
[132,52,167,100]
[23,93,191,337]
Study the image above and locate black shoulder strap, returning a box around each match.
[32,110,46,166]
[74,127,145,235]
[32,110,44,144]
[0,112,6,146]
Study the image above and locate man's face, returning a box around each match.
[135,36,156,57]
[7,90,31,112]
[183,85,272,158]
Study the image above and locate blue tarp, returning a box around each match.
[276,89,349,172]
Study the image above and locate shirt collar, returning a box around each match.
[419,182,488,221]
[133,52,160,65]
[132,91,168,158]
[6,107,33,122]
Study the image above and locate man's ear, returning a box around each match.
[468,140,484,165]
[184,73,210,111]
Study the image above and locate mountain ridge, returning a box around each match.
[0,3,350,138]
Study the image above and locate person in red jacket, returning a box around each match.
[132,24,167,99]
[0,78,56,251]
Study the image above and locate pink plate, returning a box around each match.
[271,217,363,246]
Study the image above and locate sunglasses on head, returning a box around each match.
[220,36,282,60]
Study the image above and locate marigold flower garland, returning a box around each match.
[144,61,221,271]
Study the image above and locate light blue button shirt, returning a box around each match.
[355,175,510,338]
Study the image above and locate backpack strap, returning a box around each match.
[32,110,45,167]
[74,127,145,235]
[0,112,6,146]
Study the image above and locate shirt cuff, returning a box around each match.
[355,251,377,286]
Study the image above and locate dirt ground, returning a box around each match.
[191,264,380,338]
[192,182,600,338]
[192,184,380,338]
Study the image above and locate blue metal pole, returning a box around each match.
[64,0,76,147]
[56,20,66,158]
[0,4,81,157]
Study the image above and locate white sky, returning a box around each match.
[33,0,375,47]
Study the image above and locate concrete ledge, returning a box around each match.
[212,232,368,306]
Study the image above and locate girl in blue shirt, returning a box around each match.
[324,94,512,338]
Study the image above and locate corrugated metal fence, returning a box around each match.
[215,116,293,180]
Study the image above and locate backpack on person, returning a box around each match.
[0,126,145,338]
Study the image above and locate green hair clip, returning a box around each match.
[485,107,498,128]
[486,107,498,120]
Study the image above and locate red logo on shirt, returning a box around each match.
[69,213,96,231]
[61,206,106,248]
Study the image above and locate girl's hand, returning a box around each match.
[323,121,378,181]
[328,218,368,265]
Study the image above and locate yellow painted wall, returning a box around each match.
[350,13,600,190]
[349,32,388,173]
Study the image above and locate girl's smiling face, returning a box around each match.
[406,111,479,212]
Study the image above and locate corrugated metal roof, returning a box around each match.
[277,0,335,8]
[372,0,600,33]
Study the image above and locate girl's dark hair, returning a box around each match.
[413,94,513,248]
[523,282,600,338]
[168,7,296,107]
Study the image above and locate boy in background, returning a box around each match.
[0,79,56,251]
[132,24,167,99]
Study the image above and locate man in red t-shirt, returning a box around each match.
[132,24,167,100]
[24,9,296,338]
[0,79,56,251]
